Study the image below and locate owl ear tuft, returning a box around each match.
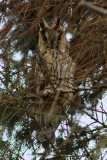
[56,18,61,26]
[52,18,61,29]
[39,19,48,30]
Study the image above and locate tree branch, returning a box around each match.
[80,1,107,16]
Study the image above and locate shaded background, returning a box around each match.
[0,0,107,159]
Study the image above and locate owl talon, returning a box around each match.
[57,88,64,92]
[40,88,53,96]
[57,87,72,92]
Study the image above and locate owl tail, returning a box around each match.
[38,130,55,153]
[42,141,50,154]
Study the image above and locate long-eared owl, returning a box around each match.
[35,18,75,153]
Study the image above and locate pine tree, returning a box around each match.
[0,0,107,159]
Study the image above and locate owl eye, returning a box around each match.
[40,22,44,29]
[58,36,61,40]
[43,37,47,41]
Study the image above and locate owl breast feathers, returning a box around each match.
[35,18,75,153]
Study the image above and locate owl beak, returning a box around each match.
[50,40,54,49]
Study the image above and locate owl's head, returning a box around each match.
[38,18,67,52]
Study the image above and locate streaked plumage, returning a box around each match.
[35,18,75,153]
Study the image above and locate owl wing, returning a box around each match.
[35,49,74,153]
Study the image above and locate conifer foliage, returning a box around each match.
[0,0,107,159]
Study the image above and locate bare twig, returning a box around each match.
[80,1,107,16]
